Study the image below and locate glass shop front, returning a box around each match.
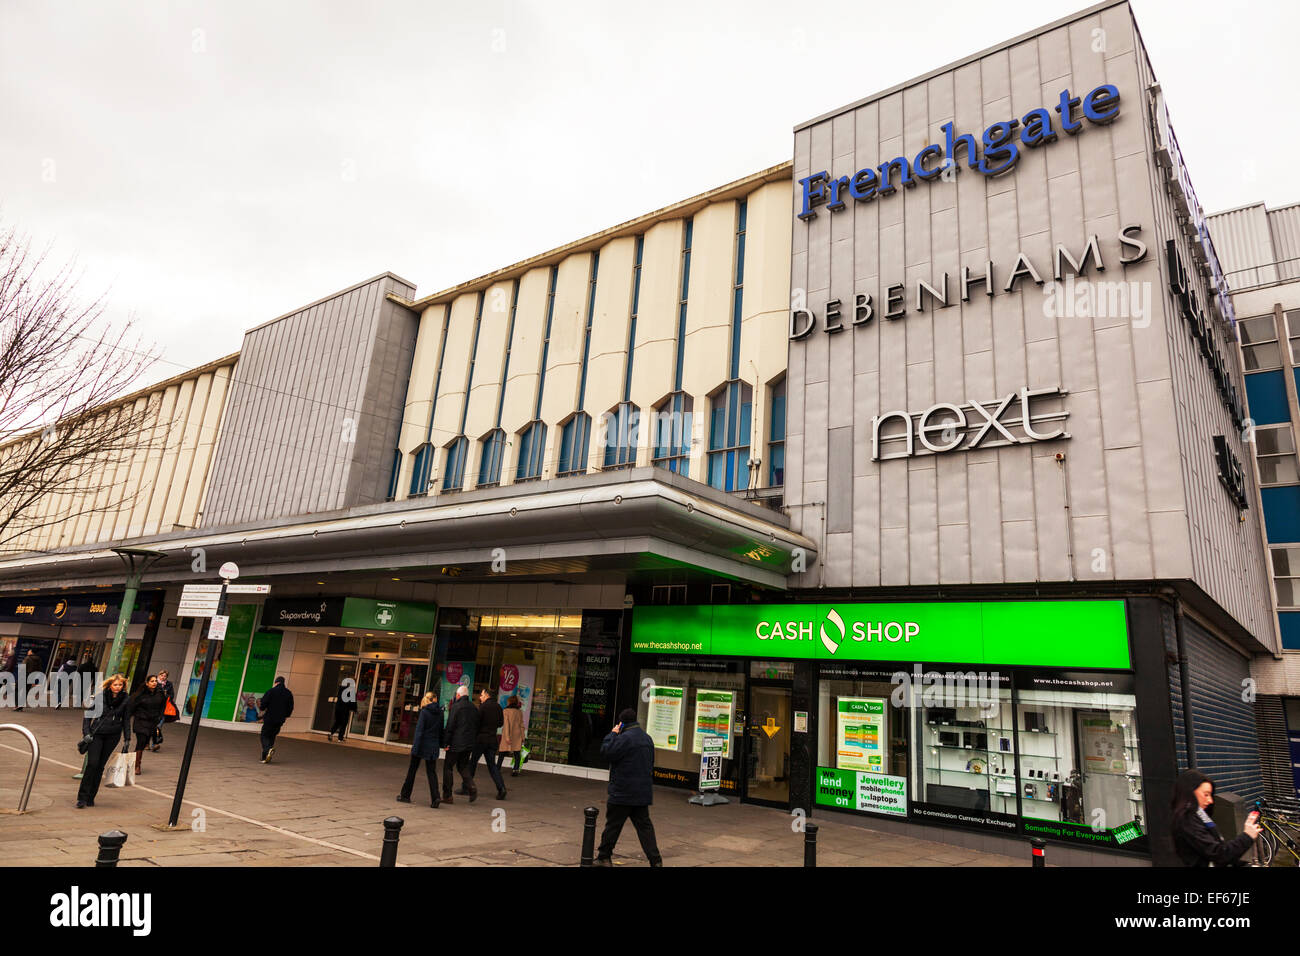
[628,598,1153,854]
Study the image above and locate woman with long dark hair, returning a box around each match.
[125,675,167,776]
[1170,768,1260,866]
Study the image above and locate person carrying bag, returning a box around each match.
[76,675,132,808]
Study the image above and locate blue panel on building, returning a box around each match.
[1245,370,1290,425]
[1280,611,1300,651]
[1262,487,1300,542]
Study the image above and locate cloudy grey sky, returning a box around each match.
[1,0,1295,383]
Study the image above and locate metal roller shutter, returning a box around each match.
[1183,618,1264,799]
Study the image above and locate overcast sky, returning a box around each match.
[2,0,1296,384]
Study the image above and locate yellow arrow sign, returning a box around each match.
[762,717,782,739]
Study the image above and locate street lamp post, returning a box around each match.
[105,547,166,678]
[74,546,165,781]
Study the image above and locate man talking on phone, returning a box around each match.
[593,708,663,867]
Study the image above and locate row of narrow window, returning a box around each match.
[393,379,786,498]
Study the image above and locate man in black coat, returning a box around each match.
[470,687,508,800]
[258,677,294,763]
[593,708,663,866]
[441,685,479,802]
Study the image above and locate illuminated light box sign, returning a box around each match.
[797,85,1121,221]
[631,600,1131,670]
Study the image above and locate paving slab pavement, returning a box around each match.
[0,707,1024,867]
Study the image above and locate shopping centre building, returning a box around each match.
[0,1,1284,864]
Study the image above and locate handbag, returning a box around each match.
[78,709,109,755]
[104,751,135,788]
[163,698,179,722]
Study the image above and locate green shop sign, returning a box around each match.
[340,598,437,633]
[631,599,1130,670]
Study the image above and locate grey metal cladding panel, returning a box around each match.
[826,425,853,532]
[1185,619,1263,800]
[271,300,316,521]
[325,286,367,512]
[351,293,411,506]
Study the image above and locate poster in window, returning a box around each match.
[837,697,886,773]
[1079,715,1126,774]
[646,686,684,751]
[692,690,734,759]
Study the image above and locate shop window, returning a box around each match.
[515,420,547,481]
[652,391,692,476]
[408,442,433,496]
[1255,423,1299,486]
[915,673,1016,824]
[477,428,506,487]
[557,412,592,477]
[1240,314,1282,371]
[815,666,914,817]
[601,401,640,469]
[325,634,362,656]
[707,380,752,492]
[768,377,786,487]
[443,436,468,491]
[1013,675,1146,848]
[636,659,745,794]
[1273,545,1300,608]
[468,610,586,765]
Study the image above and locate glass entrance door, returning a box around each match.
[351,661,397,740]
[743,681,792,807]
[313,659,358,732]
[388,663,428,744]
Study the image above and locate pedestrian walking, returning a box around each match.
[16,649,41,711]
[441,685,479,803]
[258,676,294,763]
[397,691,443,807]
[470,688,508,799]
[125,675,167,776]
[1170,769,1260,866]
[497,694,525,777]
[328,682,357,741]
[75,675,130,809]
[151,669,178,750]
[55,658,77,708]
[593,708,663,867]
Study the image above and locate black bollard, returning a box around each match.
[1031,837,1046,868]
[95,830,128,868]
[580,806,599,866]
[804,822,818,867]
[380,816,404,867]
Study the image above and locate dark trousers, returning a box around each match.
[496,750,522,774]
[597,803,662,864]
[77,736,120,804]
[470,740,506,792]
[151,720,164,746]
[329,714,350,739]
[442,749,474,798]
[133,731,151,753]
[400,753,439,804]
[260,720,283,758]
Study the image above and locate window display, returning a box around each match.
[638,658,745,791]
[815,665,912,817]
[1013,671,1146,849]
[915,673,1015,827]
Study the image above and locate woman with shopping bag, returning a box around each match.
[75,674,131,809]
[151,669,179,751]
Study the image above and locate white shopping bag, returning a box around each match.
[104,752,135,788]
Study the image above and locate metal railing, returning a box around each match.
[0,724,40,813]
[1223,256,1300,293]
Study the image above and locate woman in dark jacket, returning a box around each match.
[126,675,167,776]
[397,691,443,807]
[1170,768,1260,866]
[76,675,131,809]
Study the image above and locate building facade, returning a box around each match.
[0,0,1280,864]
[1206,198,1300,804]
